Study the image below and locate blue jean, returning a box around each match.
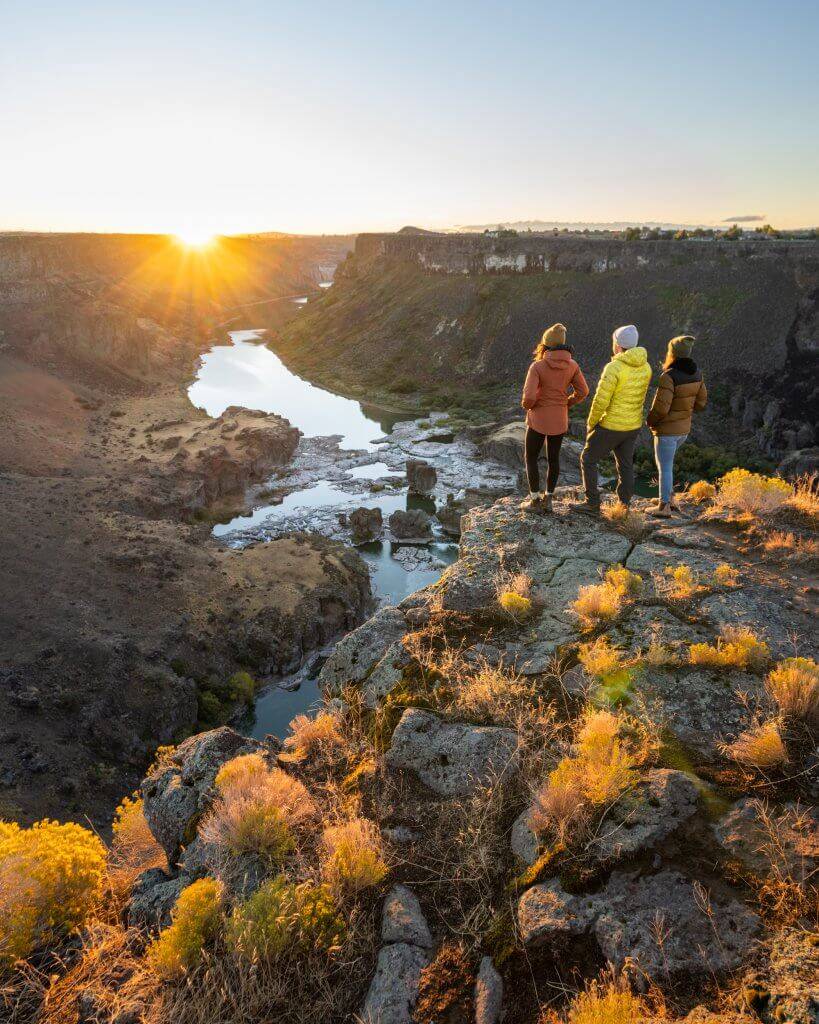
[654,434,688,503]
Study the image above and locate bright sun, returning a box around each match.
[173,228,216,249]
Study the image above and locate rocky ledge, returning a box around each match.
[103,490,817,1023]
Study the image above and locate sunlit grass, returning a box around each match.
[722,720,788,769]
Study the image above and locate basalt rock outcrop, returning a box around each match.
[139,406,301,515]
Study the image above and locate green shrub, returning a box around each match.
[147,878,223,979]
[0,820,106,964]
[228,671,258,705]
[227,877,345,961]
[197,689,225,726]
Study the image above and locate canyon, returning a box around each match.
[0,230,817,1024]
[0,232,362,827]
[273,232,819,464]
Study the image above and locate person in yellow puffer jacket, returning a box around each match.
[570,324,652,514]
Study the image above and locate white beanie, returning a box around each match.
[613,324,639,350]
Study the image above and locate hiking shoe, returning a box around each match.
[649,503,673,519]
[568,500,601,517]
[520,494,544,512]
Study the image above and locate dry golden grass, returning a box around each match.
[784,474,819,524]
[284,710,345,755]
[530,757,588,840]
[530,708,642,840]
[604,564,643,597]
[320,816,388,899]
[559,972,648,1024]
[576,708,621,759]
[643,638,679,669]
[722,720,788,769]
[761,530,819,560]
[453,662,530,728]
[744,801,819,925]
[498,590,534,621]
[214,752,268,793]
[601,502,649,540]
[662,563,698,600]
[689,625,771,672]
[578,637,625,680]
[146,878,224,981]
[495,570,535,621]
[713,563,740,588]
[0,821,107,967]
[110,794,167,887]
[572,582,622,627]
[687,479,717,504]
[765,657,819,722]
[714,468,793,515]
[505,571,533,599]
[199,766,315,862]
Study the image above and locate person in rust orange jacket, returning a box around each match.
[520,323,589,512]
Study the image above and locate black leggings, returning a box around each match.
[525,427,565,493]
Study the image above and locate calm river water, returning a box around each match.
[188,330,458,738]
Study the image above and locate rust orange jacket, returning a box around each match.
[521,348,589,435]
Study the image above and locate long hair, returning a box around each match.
[533,323,567,361]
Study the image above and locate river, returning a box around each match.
[187,329,520,739]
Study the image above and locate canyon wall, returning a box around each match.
[277,232,818,457]
[0,232,352,382]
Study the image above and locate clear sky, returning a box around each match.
[2,0,817,235]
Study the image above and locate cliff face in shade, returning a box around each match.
[276,233,815,385]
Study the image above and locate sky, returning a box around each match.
[1,0,817,235]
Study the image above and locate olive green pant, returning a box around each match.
[581,425,640,507]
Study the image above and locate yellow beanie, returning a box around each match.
[541,323,567,350]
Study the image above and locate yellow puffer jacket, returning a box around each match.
[587,347,652,431]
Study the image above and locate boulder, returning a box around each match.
[634,668,764,760]
[128,868,187,929]
[361,640,413,708]
[436,497,466,537]
[510,808,540,866]
[349,506,383,542]
[474,956,504,1024]
[361,942,429,1024]
[777,446,819,481]
[739,927,819,1024]
[591,870,760,984]
[141,727,262,864]
[517,879,596,948]
[518,870,760,983]
[319,606,407,695]
[796,422,816,448]
[381,885,433,948]
[386,708,519,797]
[389,509,432,540]
[479,422,583,485]
[406,459,437,494]
[713,799,819,881]
[589,769,700,863]
[697,587,796,657]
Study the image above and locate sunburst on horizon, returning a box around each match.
[173,228,217,249]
